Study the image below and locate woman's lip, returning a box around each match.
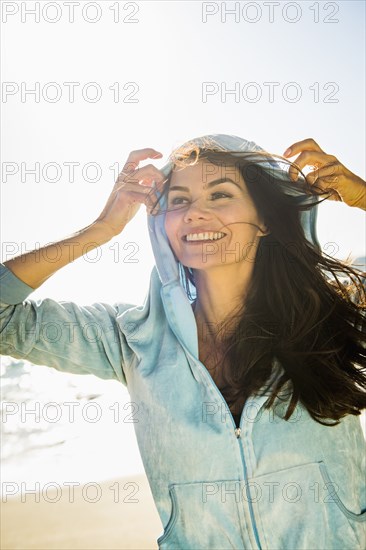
[181,231,227,241]
[182,234,227,244]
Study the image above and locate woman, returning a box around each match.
[1,134,365,549]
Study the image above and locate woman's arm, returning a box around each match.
[0,147,165,381]
[3,147,165,289]
[3,221,115,290]
[0,262,131,384]
[283,137,366,211]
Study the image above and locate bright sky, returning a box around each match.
[1,0,365,306]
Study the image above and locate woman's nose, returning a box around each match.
[182,198,213,222]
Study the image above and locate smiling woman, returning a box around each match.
[1,134,366,549]
[149,137,366,430]
[163,160,271,398]
[165,163,268,268]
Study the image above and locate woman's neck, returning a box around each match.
[192,263,254,343]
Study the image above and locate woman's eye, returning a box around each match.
[169,197,188,205]
[168,192,232,206]
[211,192,231,200]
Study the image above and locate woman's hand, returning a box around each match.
[96,148,166,237]
[283,138,366,211]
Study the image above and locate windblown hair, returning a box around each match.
[152,141,366,426]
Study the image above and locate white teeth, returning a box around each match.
[186,232,226,242]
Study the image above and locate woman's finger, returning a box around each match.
[287,151,337,181]
[282,139,366,210]
[304,161,343,202]
[115,165,166,193]
[144,187,164,215]
[122,148,163,175]
[283,138,325,158]
[123,183,163,215]
[310,176,342,201]
[306,162,340,185]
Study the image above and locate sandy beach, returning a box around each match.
[1,473,163,550]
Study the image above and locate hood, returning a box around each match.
[146,133,320,356]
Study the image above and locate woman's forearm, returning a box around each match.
[3,220,117,290]
[2,147,165,290]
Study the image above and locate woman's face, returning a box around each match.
[164,159,268,270]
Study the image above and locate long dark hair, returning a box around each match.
[151,145,366,426]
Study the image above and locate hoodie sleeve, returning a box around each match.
[0,263,133,386]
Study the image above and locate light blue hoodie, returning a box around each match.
[1,134,365,549]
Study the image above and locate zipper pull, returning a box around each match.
[234,427,241,438]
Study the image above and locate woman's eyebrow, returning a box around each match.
[168,178,242,193]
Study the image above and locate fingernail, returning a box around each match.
[283,148,292,157]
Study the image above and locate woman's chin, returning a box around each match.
[178,256,227,271]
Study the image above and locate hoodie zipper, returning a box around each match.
[234,425,262,550]
[194,359,262,550]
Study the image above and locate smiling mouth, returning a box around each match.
[183,231,227,242]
